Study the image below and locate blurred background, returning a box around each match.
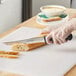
[0,0,76,33]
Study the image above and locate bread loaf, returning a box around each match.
[0,51,19,59]
[12,42,45,51]
[0,51,19,55]
[0,54,19,59]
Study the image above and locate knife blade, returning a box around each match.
[4,34,73,45]
[4,36,47,45]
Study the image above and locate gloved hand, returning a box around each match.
[41,13,76,34]
[45,18,76,44]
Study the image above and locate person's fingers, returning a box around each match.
[52,33,66,44]
[46,34,61,44]
[46,33,67,44]
[50,31,59,44]
[56,38,66,44]
[46,34,53,44]
[52,34,59,44]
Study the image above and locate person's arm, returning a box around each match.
[42,14,76,33]
[46,18,76,44]
[41,14,76,44]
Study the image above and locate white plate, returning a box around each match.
[36,12,69,26]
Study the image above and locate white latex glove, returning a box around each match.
[46,18,76,44]
[42,13,76,34]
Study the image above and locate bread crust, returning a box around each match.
[0,51,19,55]
[27,42,46,51]
[0,54,19,59]
[0,51,19,59]
[42,16,62,22]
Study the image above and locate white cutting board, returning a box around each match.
[0,27,76,76]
